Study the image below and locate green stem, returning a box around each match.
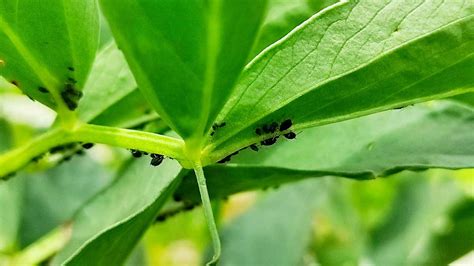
[74,124,185,160]
[193,164,221,266]
[10,225,71,265]
[0,128,72,178]
[0,124,188,179]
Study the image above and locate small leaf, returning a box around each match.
[176,102,474,203]
[99,0,268,139]
[206,0,474,156]
[0,0,99,111]
[52,159,182,266]
[77,42,138,123]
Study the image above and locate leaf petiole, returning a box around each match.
[193,164,221,266]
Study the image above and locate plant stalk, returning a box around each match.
[193,164,221,265]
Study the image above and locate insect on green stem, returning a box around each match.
[193,164,221,265]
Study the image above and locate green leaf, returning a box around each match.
[205,0,474,157]
[99,0,267,140]
[451,92,474,108]
[175,102,474,203]
[53,158,183,266]
[219,179,327,266]
[0,0,99,112]
[77,42,138,123]
[18,156,113,247]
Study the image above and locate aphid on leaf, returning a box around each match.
[261,137,278,146]
[284,132,296,139]
[150,154,164,166]
[68,66,75,71]
[255,128,262,135]
[279,119,292,131]
[68,77,77,84]
[61,83,83,110]
[184,204,196,211]
[131,149,142,158]
[38,86,49,93]
[262,124,271,133]
[250,144,259,152]
[50,145,65,154]
[173,194,182,202]
[10,80,18,86]
[268,122,278,133]
[82,143,94,149]
[218,155,232,164]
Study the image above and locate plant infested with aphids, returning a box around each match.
[0,0,473,265]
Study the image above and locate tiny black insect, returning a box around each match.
[218,155,232,164]
[173,194,182,202]
[50,145,65,153]
[255,128,262,135]
[63,155,72,161]
[68,66,75,71]
[284,132,296,139]
[210,131,215,136]
[67,77,77,84]
[82,143,94,149]
[250,144,259,152]
[131,149,142,158]
[279,119,292,131]
[10,80,18,86]
[150,154,164,166]
[76,149,85,156]
[261,137,278,146]
[143,152,149,155]
[38,86,49,93]
[268,122,278,133]
[156,215,166,222]
[61,83,83,110]
[184,204,195,211]
[262,124,271,133]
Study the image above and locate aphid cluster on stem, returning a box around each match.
[210,122,226,136]
[61,67,82,110]
[150,153,164,166]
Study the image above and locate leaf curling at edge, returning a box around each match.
[204,0,474,160]
[174,102,474,204]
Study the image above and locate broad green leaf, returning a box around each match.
[0,0,99,111]
[368,175,465,265]
[175,102,474,203]
[53,158,182,266]
[18,156,113,247]
[99,0,267,139]
[219,179,327,266]
[206,0,474,157]
[409,199,474,265]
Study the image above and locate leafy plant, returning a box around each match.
[0,0,473,265]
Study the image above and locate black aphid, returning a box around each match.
[284,132,296,139]
[11,80,18,86]
[218,155,232,164]
[50,145,65,153]
[143,152,149,155]
[262,124,271,133]
[261,137,278,146]
[150,154,164,166]
[82,143,94,149]
[67,77,77,84]
[210,131,215,136]
[255,128,262,135]
[268,122,278,133]
[217,122,226,128]
[68,66,75,71]
[156,215,166,222]
[61,83,83,110]
[63,155,72,161]
[279,119,292,131]
[38,86,49,93]
[184,204,195,211]
[76,150,85,156]
[250,144,259,152]
[131,149,142,158]
[173,194,182,202]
